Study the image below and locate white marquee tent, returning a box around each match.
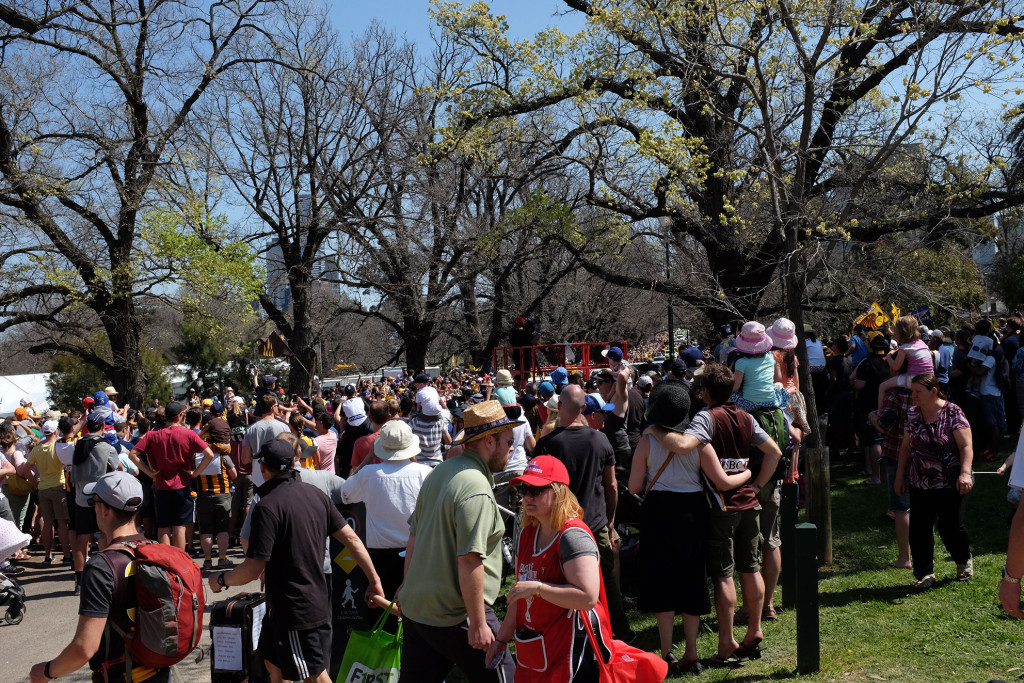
[0,374,51,417]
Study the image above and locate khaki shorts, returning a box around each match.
[757,481,782,549]
[707,507,762,578]
[37,486,69,521]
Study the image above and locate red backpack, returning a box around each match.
[99,540,205,672]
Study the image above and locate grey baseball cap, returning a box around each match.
[83,471,144,512]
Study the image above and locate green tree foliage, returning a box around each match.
[47,344,171,412]
[431,0,1024,324]
[0,0,277,407]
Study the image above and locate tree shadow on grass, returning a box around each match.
[818,577,954,609]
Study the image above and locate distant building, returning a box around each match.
[264,194,342,313]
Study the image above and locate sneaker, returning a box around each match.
[217,558,235,569]
[956,557,974,582]
[73,580,81,596]
[62,556,73,565]
[914,574,936,590]
[2,565,25,576]
[43,556,56,565]
[202,559,213,571]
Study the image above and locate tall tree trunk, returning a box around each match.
[783,218,832,566]
[102,298,146,408]
[403,318,434,374]
[287,269,316,395]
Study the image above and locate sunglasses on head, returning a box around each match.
[520,484,553,497]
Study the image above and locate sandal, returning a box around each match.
[762,606,778,621]
[956,557,974,582]
[705,653,744,669]
[914,574,936,590]
[734,637,763,660]
[733,608,750,625]
[671,659,703,676]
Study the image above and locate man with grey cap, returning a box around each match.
[212,439,383,683]
[29,471,166,683]
[71,410,121,595]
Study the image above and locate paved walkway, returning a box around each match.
[1,544,260,683]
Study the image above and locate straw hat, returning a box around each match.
[451,400,515,446]
[495,369,514,386]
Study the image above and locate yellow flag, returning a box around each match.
[854,302,888,330]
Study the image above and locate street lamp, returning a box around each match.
[664,232,675,360]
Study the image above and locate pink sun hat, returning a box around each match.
[767,317,798,350]
[735,321,774,354]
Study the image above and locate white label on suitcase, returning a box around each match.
[252,601,266,649]
[213,626,244,671]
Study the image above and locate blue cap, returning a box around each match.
[583,394,614,415]
[602,347,623,362]
[550,367,569,386]
[538,381,556,398]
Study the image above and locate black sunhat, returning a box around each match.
[644,379,692,433]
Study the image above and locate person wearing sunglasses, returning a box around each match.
[487,455,606,682]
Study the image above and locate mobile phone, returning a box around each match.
[485,649,505,669]
[291,394,298,402]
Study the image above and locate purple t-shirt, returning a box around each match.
[905,402,970,490]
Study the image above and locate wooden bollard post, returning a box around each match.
[795,522,820,674]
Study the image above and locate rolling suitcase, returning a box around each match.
[210,592,269,683]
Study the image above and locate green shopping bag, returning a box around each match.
[335,602,402,683]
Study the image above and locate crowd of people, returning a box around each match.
[0,313,1022,682]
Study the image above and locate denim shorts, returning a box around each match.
[980,394,1006,434]
[885,458,910,513]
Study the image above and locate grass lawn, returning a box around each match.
[634,440,1023,682]
[454,439,1022,683]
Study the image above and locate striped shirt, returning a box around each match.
[196,456,235,494]
[407,413,448,467]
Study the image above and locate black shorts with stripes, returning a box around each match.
[259,619,331,681]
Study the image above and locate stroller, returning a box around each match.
[0,516,30,625]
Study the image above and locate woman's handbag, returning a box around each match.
[580,609,667,683]
[5,472,37,496]
[335,600,402,683]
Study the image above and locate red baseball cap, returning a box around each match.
[511,455,570,487]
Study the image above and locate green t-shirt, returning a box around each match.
[398,449,504,627]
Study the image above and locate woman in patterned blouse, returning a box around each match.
[894,374,975,589]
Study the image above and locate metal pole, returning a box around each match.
[665,241,674,359]
[795,523,820,674]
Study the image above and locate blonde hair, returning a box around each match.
[275,431,301,458]
[521,482,584,531]
[892,315,921,345]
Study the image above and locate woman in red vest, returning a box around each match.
[486,455,609,681]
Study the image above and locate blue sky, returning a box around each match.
[328,0,582,44]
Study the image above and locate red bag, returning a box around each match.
[580,609,668,682]
[101,540,205,669]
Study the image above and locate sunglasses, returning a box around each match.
[520,484,553,497]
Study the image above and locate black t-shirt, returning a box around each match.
[624,387,647,451]
[534,426,615,532]
[247,470,346,629]
[856,354,891,412]
[336,421,372,478]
